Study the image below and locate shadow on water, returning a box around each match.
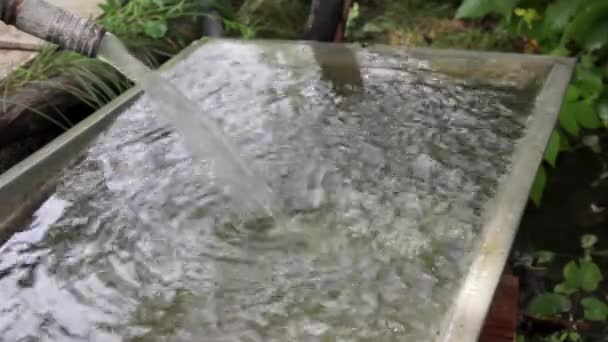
[309,42,364,96]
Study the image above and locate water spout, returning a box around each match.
[0,0,106,57]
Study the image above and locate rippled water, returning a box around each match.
[97,33,284,221]
[0,40,542,341]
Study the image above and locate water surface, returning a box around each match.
[0,40,543,341]
[97,34,283,220]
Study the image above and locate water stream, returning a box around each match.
[96,34,284,221]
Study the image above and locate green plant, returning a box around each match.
[0,45,130,131]
[344,0,461,43]
[98,0,210,67]
[235,0,308,39]
[0,0,220,133]
[456,0,520,21]
[525,234,607,341]
[345,2,361,38]
[456,0,608,207]
[430,27,515,51]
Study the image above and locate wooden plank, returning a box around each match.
[0,0,104,81]
[0,48,37,80]
[479,274,519,342]
[0,23,41,50]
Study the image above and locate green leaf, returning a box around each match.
[517,335,525,342]
[562,1,608,47]
[569,331,581,342]
[515,8,541,28]
[564,260,581,289]
[581,297,608,321]
[561,101,600,130]
[582,234,599,249]
[530,165,547,207]
[549,46,571,57]
[579,260,603,292]
[455,0,520,19]
[574,101,601,129]
[345,2,360,37]
[555,282,578,295]
[527,293,571,317]
[143,20,168,39]
[585,21,608,51]
[547,331,569,342]
[98,3,111,13]
[580,53,597,69]
[562,259,604,292]
[558,130,571,151]
[566,85,582,102]
[544,131,560,167]
[583,135,601,154]
[534,250,555,265]
[362,22,384,33]
[576,65,604,99]
[576,102,602,129]
[559,102,580,136]
[543,0,583,33]
[362,16,394,33]
[599,98,608,126]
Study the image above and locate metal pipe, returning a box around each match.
[200,10,223,38]
[0,0,106,57]
[199,0,223,38]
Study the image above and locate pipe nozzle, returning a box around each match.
[0,0,106,57]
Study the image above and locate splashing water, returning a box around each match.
[0,39,548,341]
[96,34,284,221]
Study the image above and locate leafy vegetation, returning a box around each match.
[234,0,307,39]
[0,0,220,133]
[521,235,608,341]
[454,0,608,206]
[0,46,129,131]
[345,0,463,45]
[98,0,209,67]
